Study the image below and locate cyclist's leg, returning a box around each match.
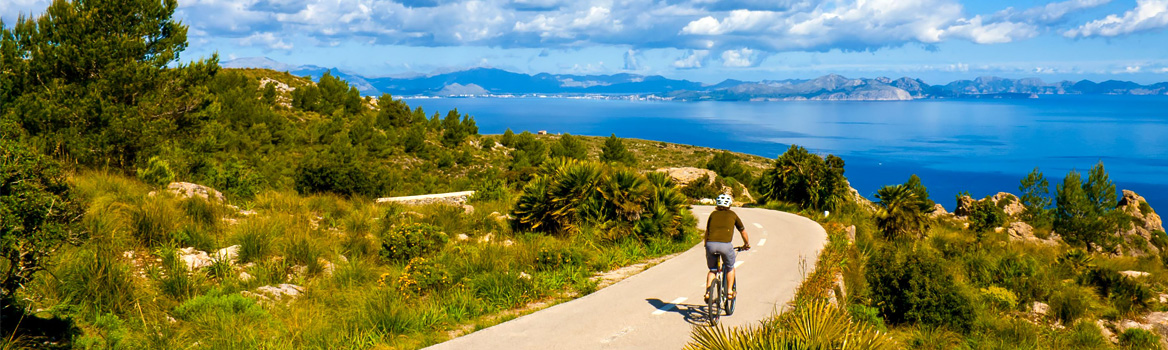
[704,243,719,299]
[724,247,737,298]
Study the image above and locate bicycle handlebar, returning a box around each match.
[735,246,750,252]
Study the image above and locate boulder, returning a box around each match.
[1119,190,1164,233]
[1031,301,1049,316]
[954,195,976,217]
[1120,270,1151,278]
[178,247,213,271]
[1006,221,1059,246]
[845,225,856,244]
[244,284,305,303]
[991,192,1025,217]
[214,245,240,264]
[166,182,226,202]
[654,167,717,186]
[929,203,950,218]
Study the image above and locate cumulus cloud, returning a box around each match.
[673,49,709,68]
[1065,0,1168,37]
[721,47,760,67]
[997,0,1111,24]
[623,49,643,70]
[239,32,294,50]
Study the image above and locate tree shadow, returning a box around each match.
[646,298,715,326]
[1,300,77,349]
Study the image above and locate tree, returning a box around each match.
[1,139,84,299]
[875,176,935,240]
[1056,169,1114,251]
[1019,167,1052,227]
[705,151,751,184]
[600,134,635,165]
[441,109,468,148]
[510,131,547,169]
[549,133,587,160]
[291,71,363,116]
[501,128,516,147]
[756,145,848,211]
[1,0,218,169]
[1084,161,1117,214]
[375,94,412,129]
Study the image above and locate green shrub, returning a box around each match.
[679,174,723,200]
[360,289,423,334]
[284,233,323,275]
[136,156,175,187]
[535,245,586,271]
[1061,321,1108,349]
[1050,286,1091,325]
[756,144,848,211]
[1150,230,1168,250]
[470,171,509,202]
[172,293,273,347]
[396,257,451,295]
[59,246,137,315]
[1080,266,1153,314]
[379,223,448,263]
[979,286,1019,311]
[235,218,279,263]
[866,245,975,332]
[181,197,223,228]
[846,304,887,332]
[969,197,1006,233]
[1119,328,1161,349]
[469,271,534,309]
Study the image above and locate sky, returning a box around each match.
[4,0,1168,84]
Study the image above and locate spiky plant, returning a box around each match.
[875,183,932,240]
[686,299,894,350]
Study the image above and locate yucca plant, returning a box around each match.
[687,299,894,350]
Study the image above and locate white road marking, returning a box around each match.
[758,238,767,246]
[753,223,763,229]
[652,297,688,315]
[734,261,744,268]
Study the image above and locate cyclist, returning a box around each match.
[705,194,750,302]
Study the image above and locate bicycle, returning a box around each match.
[706,246,749,325]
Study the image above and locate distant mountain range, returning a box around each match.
[224,57,1168,101]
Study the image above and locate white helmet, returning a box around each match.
[716,194,733,207]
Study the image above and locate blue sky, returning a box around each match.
[4,0,1168,84]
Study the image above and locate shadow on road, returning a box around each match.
[646,298,716,326]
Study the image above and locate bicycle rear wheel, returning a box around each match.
[707,278,721,325]
[724,280,736,316]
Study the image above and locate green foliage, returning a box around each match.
[978,286,1018,311]
[0,139,84,298]
[1057,169,1118,251]
[757,145,848,211]
[1049,286,1091,325]
[705,151,752,184]
[131,196,181,247]
[1063,321,1109,349]
[535,245,586,270]
[847,304,888,332]
[235,217,279,263]
[470,170,509,202]
[378,223,448,263]
[1085,161,1118,214]
[512,159,689,240]
[291,71,363,115]
[968,197,1007,233]
[1119,328,1161,349]
[396,256,451,295]
[1079,266,1152,315]
[294,138,396,197]
[680,174,725,200]
[686,299,895,350]
[136,156,175,187]
[375,93,413,129]
[440,109,477,148]
[875,176,935,240]
[599,134,636,165]
[1019,167,1053,227]
[59,245,137,315]
[1,0,216,168]
[510,131,547,169]
[501,128,516,147]
[866,245,974,332]
[549,133,588,160]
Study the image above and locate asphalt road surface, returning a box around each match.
[423,206,828,350]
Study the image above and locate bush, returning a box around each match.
[1080,266,1153,314]
[1050,286,1091,325]
[969,197,1006,233]
[866,245,975,332]
[979,286,1018,311]
[1119,328,1161,349]
[756,144,848,211]
[131,197,181,247]
[395,257,451,295]
[235,218,280,263]
[679,174,723,200]
[535,245,586,271]
[136,156,175,187]
[846,304,887,331]
[379,223,448,263]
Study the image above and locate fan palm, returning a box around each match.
[686,299,894,350]
[875,183,932,240]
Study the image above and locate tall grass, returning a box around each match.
[234,216,283,263]
[131,196,182,246]
[57,244,137,316]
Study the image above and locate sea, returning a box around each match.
[403,95,1168,210]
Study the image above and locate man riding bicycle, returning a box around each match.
[705,194,750,302]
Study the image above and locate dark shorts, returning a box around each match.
[705,241,736,272]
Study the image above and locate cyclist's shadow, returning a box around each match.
[645,298,716,326]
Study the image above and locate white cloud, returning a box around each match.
[1065,0,1168,37]
[943,15,1038,44]
[1158,67,1168,73]
[673,49,709,68]
[623,49,643,70]
[1001,0,1111,24]
[0,0,50,23]
[1125,65,1142,73]
[721,48,759,67]
[239,32,293,50]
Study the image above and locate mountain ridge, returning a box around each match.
[223,57,1168,101]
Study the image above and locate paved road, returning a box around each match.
[423,206,828,350]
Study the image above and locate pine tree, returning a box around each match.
[1056,169,1113,251]
[549,133,587,160]
[1019,167,1052,227]
[501,128,516,147]
[600,134,635,165]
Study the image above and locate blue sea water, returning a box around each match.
[404,95,1168,209]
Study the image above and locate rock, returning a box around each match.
[954,196,976,217]
[518,272,532,280]
[239,271,254,282]
[166,182,226,202]
[456,234,470,241]
[239,209,258,216]
[1006,221,1059,246]
[178,247,214,271]
[319,258,335,276]
[654,167,717,186]
[1160,293,1168,304]
[247,284,304,302]
[502,239,514,247]
[215,245,240,263]
[699,198,715,205]
[929,203,950,218]
[845,183,877,212]
[479,233,493,243]
[1144,312,1168,347]
[1120,270,1151,278]
[123,250,135,260]
[461,204,475,214]
[845,225,856,244]
[1031,301,1049,316]
[991,192,1025,217]
[1098,319,1118,343]
[1119,190,1164,232]
[1117,319,1155,333]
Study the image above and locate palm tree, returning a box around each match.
[875,182,933,240]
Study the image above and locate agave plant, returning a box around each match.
[686,299,895,350]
